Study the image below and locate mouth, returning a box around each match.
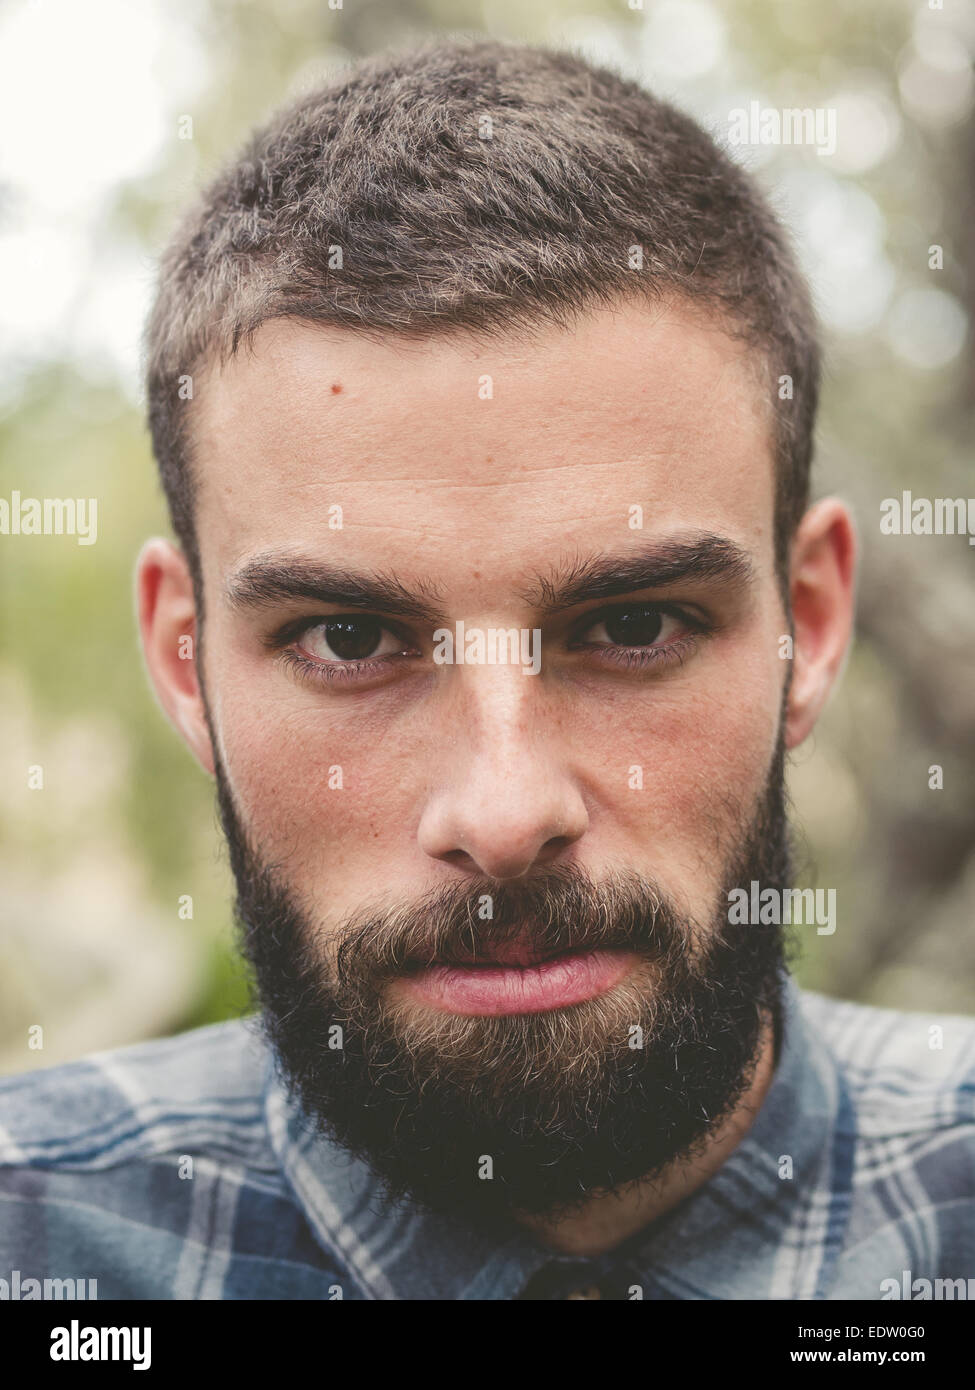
[394,942,638,1017]
[440,938,574,968]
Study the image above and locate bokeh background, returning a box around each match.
[2,0,974,1074]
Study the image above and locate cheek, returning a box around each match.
[211,663,425,879]
[588,641,783,882]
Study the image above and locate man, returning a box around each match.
[2,37,973,1301]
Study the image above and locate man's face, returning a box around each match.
[194,300,786,920]
[173,300,798,1219]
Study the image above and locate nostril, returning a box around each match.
[538,835,575,862]
[442,849,478,872]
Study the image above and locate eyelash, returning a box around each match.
[272,605,711,689]
[578,632,702,673]
[278,647,413,687]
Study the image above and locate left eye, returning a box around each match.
[579,606,685,647]
[298,617,406,662]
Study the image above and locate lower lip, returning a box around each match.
[397,948,637,1016]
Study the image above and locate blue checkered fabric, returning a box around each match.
[2,976,974,1299]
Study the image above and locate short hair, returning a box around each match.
[144,35,820,604]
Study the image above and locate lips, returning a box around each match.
[440,938,571,969]
[395,944,638,1016]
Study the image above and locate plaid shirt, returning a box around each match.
[1,975,974,1300]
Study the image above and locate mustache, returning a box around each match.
[331,864,696,981]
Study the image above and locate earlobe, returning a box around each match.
[135,538,216,775]
[784,499,857,750]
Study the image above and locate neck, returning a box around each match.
[515,1017,778,1257]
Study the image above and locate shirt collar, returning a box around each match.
[263,973,854,1300]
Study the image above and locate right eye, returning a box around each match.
[296,616,409,663]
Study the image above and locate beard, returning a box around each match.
[213,735,794,1231]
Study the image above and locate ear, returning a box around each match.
[784,498,857,749]
[135,538,215,775]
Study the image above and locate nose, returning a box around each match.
[416,669,589,881]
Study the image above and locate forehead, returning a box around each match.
[190,300,775,593]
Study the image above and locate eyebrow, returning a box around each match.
[225,558,445,623]
[224,534,754,623]
[520,534,756,612]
